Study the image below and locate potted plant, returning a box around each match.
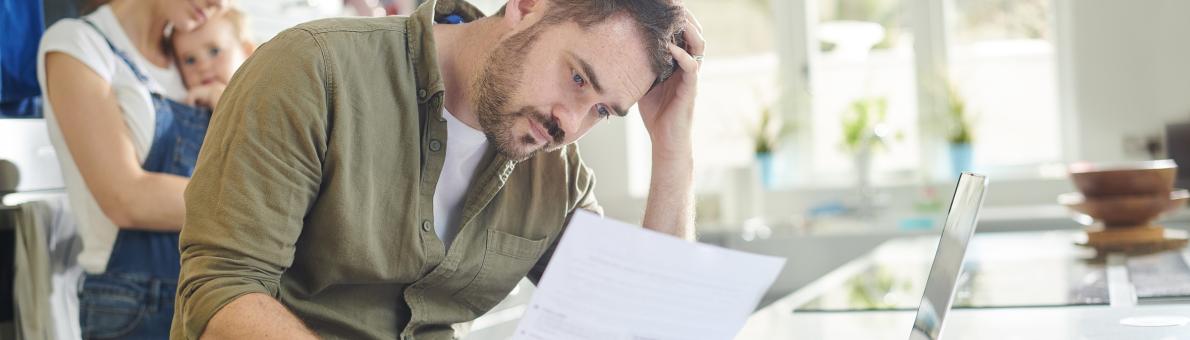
[747,100,796,189]
[945,83,975,177]
[841,96,893,215]
[842,96,890,153]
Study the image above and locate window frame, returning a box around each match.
[772,0,1073,187]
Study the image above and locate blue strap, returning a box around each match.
[79,18,151,84]
[443,14,464,24]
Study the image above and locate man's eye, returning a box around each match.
[184,56,196,65]
[572,73,585,87]
[209,47,221,56]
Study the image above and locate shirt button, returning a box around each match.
[417,89,427,99]
[422,220,432,232]
[428,139,442,152]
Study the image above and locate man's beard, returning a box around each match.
[473,22,565,162]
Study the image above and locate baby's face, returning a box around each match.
[174,19,249,88]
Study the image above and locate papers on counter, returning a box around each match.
[512,211,786,340]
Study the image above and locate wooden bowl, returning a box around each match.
[1085,225,1167,246]
[1075,228,1189,255]
[1059,189,1189,227]
[1068,160,1177,198]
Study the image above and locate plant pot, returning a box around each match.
[949,143,973,177]
[755,152,776,190]
[722,166,763,224]
[853,149,875,216]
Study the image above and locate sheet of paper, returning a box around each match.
[512,211,786,340]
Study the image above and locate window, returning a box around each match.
[809,0,921,185]
[948,0,1062,169]
[797,0,1064,187]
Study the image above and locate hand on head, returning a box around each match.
[637,7,705,152]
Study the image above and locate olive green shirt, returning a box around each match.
[170,1,602,339]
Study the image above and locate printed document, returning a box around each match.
[512,211,786,340]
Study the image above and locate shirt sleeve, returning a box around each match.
[37,19,117,87]
[171,28,330,340]
[526,144,602,284]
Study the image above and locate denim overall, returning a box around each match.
[77,19,211,339]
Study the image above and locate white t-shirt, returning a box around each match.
[36,5,188,273]
[433,109,489,249]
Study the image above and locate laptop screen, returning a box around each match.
[909,172,989,340]
[1165,122,1190,188]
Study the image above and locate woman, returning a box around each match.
[36,0,227,338]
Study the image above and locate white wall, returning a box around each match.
[576,118,647,223]
[1066,0,1190,162]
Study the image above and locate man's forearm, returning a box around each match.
[201,293,318,340]
[642,144,695,240]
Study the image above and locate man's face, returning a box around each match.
[474,13,657,161]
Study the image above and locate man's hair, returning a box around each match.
[496,0,684,87]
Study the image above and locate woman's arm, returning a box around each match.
[44,52,189,231]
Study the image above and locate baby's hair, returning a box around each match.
[220,7,253,44]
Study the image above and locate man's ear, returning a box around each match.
[502,0,542,26]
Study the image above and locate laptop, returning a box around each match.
[1165,122,1190,189]
[908,172,989,340]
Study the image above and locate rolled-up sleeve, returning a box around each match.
[171,28,329,340]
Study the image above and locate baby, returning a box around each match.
[172,8,254,109]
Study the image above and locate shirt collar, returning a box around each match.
[407,0,485,104]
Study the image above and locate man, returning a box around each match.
[171,0,704,338]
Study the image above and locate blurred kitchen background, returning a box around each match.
[3,0,1190,338]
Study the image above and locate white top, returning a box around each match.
[36,5,188,273]
[433,109,489,249]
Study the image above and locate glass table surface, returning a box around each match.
[796,231,1112,311]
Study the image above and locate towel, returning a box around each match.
[12,194,81,340]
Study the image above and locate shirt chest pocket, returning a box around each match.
[454,228,547,313]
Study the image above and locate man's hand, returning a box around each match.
[637,9,705,156]
[186,82,228,109]
[636,9,705,240]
